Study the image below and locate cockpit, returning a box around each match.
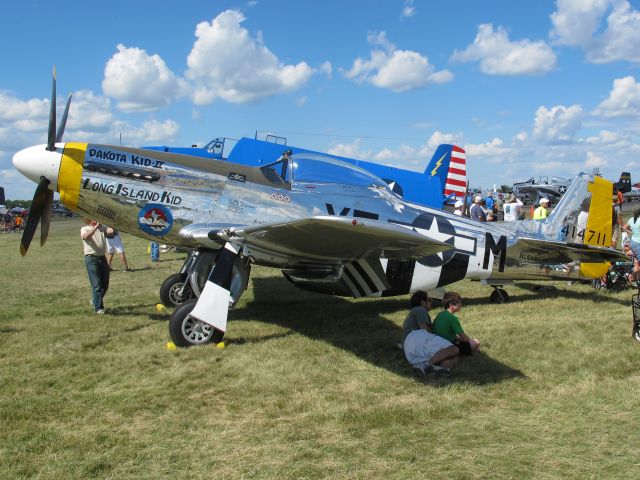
[260,153,390,191]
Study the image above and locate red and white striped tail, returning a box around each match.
[443,146,466,199]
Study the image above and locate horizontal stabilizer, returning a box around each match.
[515,237,627,264]
[233,216,452,262]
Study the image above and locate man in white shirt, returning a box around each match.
[502,194,523,222]
[81,218,114,314]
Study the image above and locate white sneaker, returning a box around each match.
[95,309,105,314]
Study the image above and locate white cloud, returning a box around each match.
[402,0,416,18]
[593,76,640,117]
[451,24,556,75]
[68,90,114,132]
[465,138,514,159]
[116,119,180,145]
[550,0,640,63]
[186,10,314,105]
[514,131,528,143]
[533,104,584,144]
[584,150,607,168]
[426,131,459,150]
[550,0,611,47]
[327,138,372,159]
[0,91,48,126]
[319,61,333,79]
[344,31,453,92]
[585,129,623,144]
[103,44,185,112]
[327,132,463,172]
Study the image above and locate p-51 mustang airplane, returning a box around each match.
[13,73,626,347]
[142,137,468,308]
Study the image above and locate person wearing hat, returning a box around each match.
[453,199,464,216]
[503,193,523,222]
[533,198,550,220]
[470,195,487,222]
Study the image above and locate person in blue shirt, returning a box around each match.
[485,193,495,212]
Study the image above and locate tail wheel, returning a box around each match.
[490,288,509,304]
[169,299,224,347]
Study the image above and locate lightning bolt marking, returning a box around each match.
[430,152,448,177]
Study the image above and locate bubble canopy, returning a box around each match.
[260,153,390,189]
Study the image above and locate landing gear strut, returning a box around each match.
[159,249,250,308]
[167,245,250,347]
[490,286,509,304]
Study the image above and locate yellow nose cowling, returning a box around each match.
[58,143,87,210]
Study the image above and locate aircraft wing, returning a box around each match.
[515,238,628,264]
[222,216,452,262]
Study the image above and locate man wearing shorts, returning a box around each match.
[402,291,459,376]
[105,230,131,271]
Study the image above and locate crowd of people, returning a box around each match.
[1,210,27,232]
[458,191,533,222]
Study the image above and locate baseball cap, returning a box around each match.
[539,197,550,205]
[454,200,464,208]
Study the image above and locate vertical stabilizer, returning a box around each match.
[580,175,614,278]
[424,144,466,201]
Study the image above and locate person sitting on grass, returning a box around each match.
[402,291,459,376]
[432,291,480,356]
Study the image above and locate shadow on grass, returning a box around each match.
[509,282,632,307]
[457,282,633,307]
[108,304,162,316]
[230,276,525,386]
[80,322,150,351]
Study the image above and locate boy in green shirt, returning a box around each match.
[432,291,480,355]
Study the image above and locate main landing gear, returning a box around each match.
[160,250,250,308]
[169,299,225,346]
[165,246,251,347]
[490,286,509,304]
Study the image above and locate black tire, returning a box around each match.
[168,299,225,347]
[160,273,194,308]
[490,288,509,304]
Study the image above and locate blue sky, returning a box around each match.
[2,0,639,200]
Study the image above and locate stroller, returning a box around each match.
[592,262,634,292]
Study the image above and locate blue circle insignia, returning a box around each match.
[138,203,173,237]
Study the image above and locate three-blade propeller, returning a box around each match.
[20,67,71,256]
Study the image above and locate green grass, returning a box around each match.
[1,218,640,479]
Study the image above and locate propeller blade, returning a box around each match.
[55,93,72,142]
[40,189,54,247]
[46,66,57,151]
[20,177,50,256]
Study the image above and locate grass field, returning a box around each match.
[1,218,640,479]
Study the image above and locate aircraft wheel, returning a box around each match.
[169,299,224,347]
[490,288,509,304]
[160,273,194,308]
